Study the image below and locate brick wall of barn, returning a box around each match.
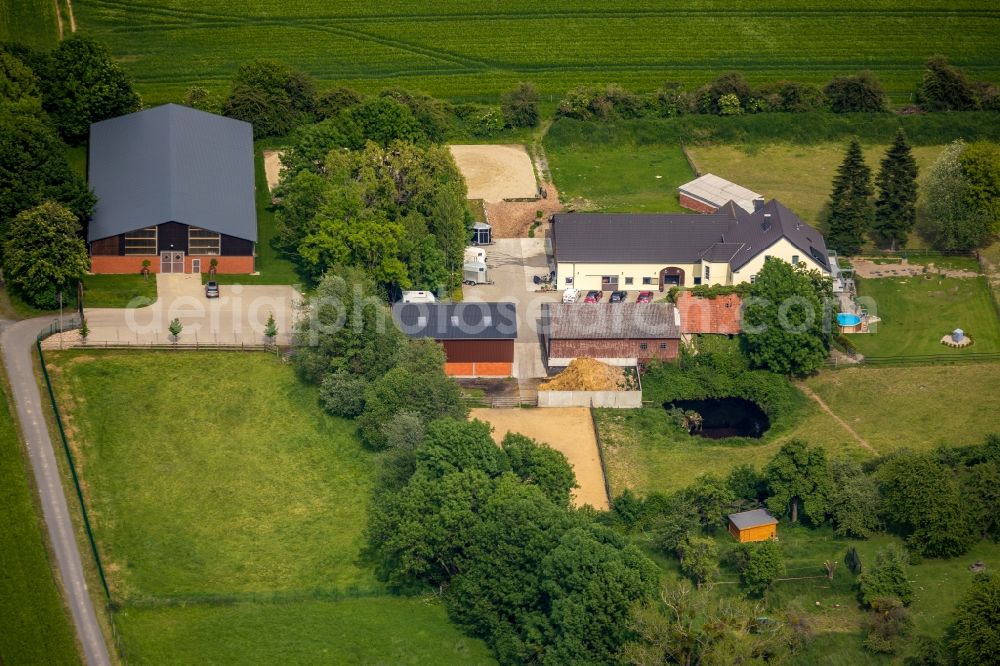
[548,338,679,362]
[678,193,718,214]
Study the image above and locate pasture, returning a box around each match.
[0,372,80,665]
[547,143,694,212]
[597,362,1000,496]
[12,0,996,104]
[46,351,492,662]
[688,143,947,226]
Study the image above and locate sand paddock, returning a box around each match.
[449,145,538,203]
[263,150,284,192]
[470,407,609,510]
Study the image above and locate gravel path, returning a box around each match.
[0,318,111,666]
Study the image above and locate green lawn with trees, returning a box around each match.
[46,350,493,662]
[19,0,1000,104]
[0,372,80,665]
[853,275,1000,357]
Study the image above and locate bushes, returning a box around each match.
[736,540,785,597]
[857,546,913,608]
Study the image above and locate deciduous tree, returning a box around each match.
[948,573,1000,665]
[829,461,882,538]
[920,140,995,251]
[501,82,540,127]
[2,202,89,308]
[222,59,316,138]
[502,432,577,506]
[764,439,833,524]
[737,540,785,597]
[742,259,832,376]
[857,545,913,607]
[677,535,719,589]
[873,130,918,250]
[40,36,140,142]
[827,139,875,254]
[823,71,887,113]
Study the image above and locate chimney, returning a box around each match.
[753,197,765,212]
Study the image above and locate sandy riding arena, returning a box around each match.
[449,145,538,203]
[470,407,609,510]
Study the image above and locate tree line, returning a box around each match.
[827,134,1000,254]
[1,36,141,308]
[607,434,1000,662]
[556,57,1000,121]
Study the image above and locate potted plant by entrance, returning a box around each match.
[141,259,151,279]
[209,258,218,277]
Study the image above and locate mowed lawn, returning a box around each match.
[688,143,947,227]
[0,375,79,664]
[21,0,992,104]
[852,275,1000,357]
[547,144,694,212]
[47,351,493,662]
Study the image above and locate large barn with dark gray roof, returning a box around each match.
[551,199,830,293]
[87,104,257,274]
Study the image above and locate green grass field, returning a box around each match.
[853,275,1000,356]
[688,143,948,227]
[0,0,59,50]
[0,371,80,664]
[598,363,1000,496]
[3,0,992,105]
[115,597,495,665]
[47,351,491,662]
[547,144,694,212]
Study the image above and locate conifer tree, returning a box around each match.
[872,130,918,250]
[826,140,874,255]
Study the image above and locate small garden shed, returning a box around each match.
[728,508,778,543]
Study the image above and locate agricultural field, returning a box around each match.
[46,351,492,663]
[688,143,948,227]
[5,0,994,105]
[547,144,694,212]
[0,371,80,664]
[852,275,1000,357]
[0,0,60,49]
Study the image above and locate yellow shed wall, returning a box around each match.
[737,524,777,543]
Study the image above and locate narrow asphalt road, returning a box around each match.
[0,317,112,666]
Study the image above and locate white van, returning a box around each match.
[562,288,579,303]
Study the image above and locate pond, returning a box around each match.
[664,397,770,439]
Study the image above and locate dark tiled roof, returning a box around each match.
[543,303,680,340]
[88,104,256,242]
[552,200,829,272]
[700,242,745,263]
[676,292,742,335]
[552,212,735,264]
[393,302,517,340]
[728,508,778,530]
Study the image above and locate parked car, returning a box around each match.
[205,280,220,298]
[609,291,627,303]
[637,290,654,303]
[562,288,579,303]
[584,290,602,303]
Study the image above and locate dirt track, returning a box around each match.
[470,407,609,510]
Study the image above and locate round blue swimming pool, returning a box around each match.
[837,313,861,327]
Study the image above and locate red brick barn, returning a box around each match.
[393,302,517,377]
[677,173,762,214]
[675,291,743,335]
[542,303,681,369]
[87,104,256,275]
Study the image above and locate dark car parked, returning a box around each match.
[205,280,220,298]
[584,290,603,303]
[609,291,627,303]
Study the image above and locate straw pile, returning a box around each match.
[539,357,628,392]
